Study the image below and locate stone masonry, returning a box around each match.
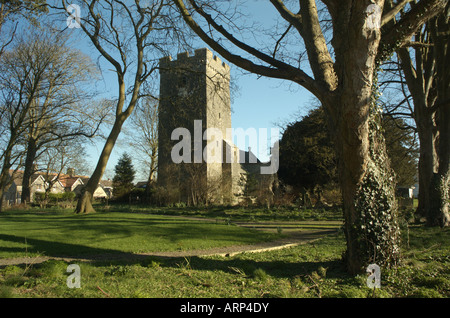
[158,48,275,205]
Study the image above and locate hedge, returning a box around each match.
[34,192,76,203]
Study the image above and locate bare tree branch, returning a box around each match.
[173,0,322,97]
[381,0,414,26]
[378,0,447,63]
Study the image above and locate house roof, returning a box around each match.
[135,181,148,188]
[100,179,113,188]
[63,177,84,188]
[9,170,45,187]
[8,169,112,190]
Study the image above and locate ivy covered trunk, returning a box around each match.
[353,103,401,270]
[325,1,401,274]
[325,94,401,275]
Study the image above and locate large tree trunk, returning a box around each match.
[75,119,125,214]
[325,1,401,274]
[0,143,15,213]
[0,171,9,213]
[0,188,5,213]
[428,10,450,227]
[21,137,38,204]
[416,119,439,221]
[328,94,371,274]
[415,101,438,212]
[428,89,450,228]
[325,96,401,274]
[429,97,450,227]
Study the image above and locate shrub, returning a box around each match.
[150,186,181,206]
[35,192,76,202]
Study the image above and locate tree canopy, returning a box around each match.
[278,107,418,194]
[278,107,337,194]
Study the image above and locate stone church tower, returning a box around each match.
[158,48,241,205]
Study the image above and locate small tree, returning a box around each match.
[112,153,136,201]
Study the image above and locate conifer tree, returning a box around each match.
[112,153,136,201]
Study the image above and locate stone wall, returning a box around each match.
[158,48,232,204]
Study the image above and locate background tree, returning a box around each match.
[278,106,337,204]
[278,106,417,204]
[0,27,59,211]
[429,4,449,227]
[11,29,103,204]
[126,97,158,202]
[112,153,135,201]
[53,0,188,213]
[173,0,446,274]
[38,138,89,201]
[382,116,418,187]
[380,3,449,226]
[0,0,48,56]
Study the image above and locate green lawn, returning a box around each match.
[95,203,345,222]
[0,207,448,298]
[0,209,278,259]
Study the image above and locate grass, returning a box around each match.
[0,209,278,259]
[0,205,449,298]
[95,202,345,222]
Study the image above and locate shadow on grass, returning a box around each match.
[0,234,137,262]
[0,231,351,282]
[147,255,349,280]
[95,203,344,222]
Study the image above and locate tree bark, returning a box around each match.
[416,117,438,220]
[0,137,17,213]
[144,158,157,203]
[0,188,5,212]
[323,0,401,274]
[429,99,450,226]
[428,8,450,227]
[0,167,10,213]
[75,118,125,214]
[327,98,370,273]
[21,137,38,204]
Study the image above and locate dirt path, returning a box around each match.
[0,217,339,267]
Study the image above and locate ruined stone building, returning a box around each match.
[158,48,276,205]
